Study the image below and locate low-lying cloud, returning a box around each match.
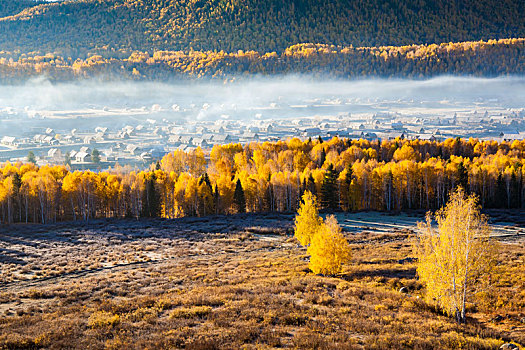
[0,75,524,137]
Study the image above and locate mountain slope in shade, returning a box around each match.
[0,0,44,18]
[1,0,525,55]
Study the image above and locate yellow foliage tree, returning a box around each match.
[308,215,352,275]
[393,144,418,162]
[415,188,497,323]
[294,191,322,246]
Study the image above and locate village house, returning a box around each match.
[168,135,181,144]
[191,138,209,148]
[47,148,63,162]
[302,128,322,137]
[83,136,95,144]
[75,151,92,163]
[211,125,225,134]
[212,134,233,144]
[180,136,193,145]
[1,136,17,147]
[95,126,108,134]
[126,144,140,155]
[140,152,153,162]
[116,131,130,139]
[79,146,91,154]
[62,135,74,144]
[243,132,259,141]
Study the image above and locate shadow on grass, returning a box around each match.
[0,247,30,265]
[342,267,417,281]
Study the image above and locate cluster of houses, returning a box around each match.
[1,106,525,169]
[43,147,93,164]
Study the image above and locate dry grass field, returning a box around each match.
[0,212,524,349]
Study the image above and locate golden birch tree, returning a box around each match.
[294,190,322,246]
[308,215,352,275]
[415,188,497,323]
[294,192,351,274]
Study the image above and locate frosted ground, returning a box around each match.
[1,210,522,289]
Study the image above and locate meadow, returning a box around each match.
[0,212,523,349]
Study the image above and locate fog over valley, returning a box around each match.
[1,76,524,167]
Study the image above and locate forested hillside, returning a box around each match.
[1,137,525,224]
[1,0,525,55]
[0,0,43,18]
[1,39,524,82]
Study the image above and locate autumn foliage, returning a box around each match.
[294,191,351,275]
[1,136,525,224]
[293,191,322,246]
[0,38,525,82]
[1,0,525,56]
[307,214,352,275]
[415,188,497,323]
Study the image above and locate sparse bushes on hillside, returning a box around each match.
[169,306,212,319]
[0,213,523,348]
[88,311,121,329]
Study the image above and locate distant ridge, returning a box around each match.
[1,0,525,55]
[0,39,524,82]
[0,0,44,18]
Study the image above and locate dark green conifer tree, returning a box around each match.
[91,149,101,164]
[457,161,469,192]
[64,152,71,166]
[213,184,220,214]
[321,163,339,210]
[141,174,160,217]
[200,172,212,190]
[233,178,246,213]
[307,173,317,196]
[495,172,506,208]
[319,147,326,167]
[27,151,36,164]
[341,163,353,211]
[510,172,519,208]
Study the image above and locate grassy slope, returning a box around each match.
[0,0,525,54]
[0,214,523,349]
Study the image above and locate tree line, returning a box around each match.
[1,38,524,83]
[1,136,525,224]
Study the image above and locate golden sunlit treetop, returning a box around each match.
[307,214,352,275]
[294,191,323,246]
